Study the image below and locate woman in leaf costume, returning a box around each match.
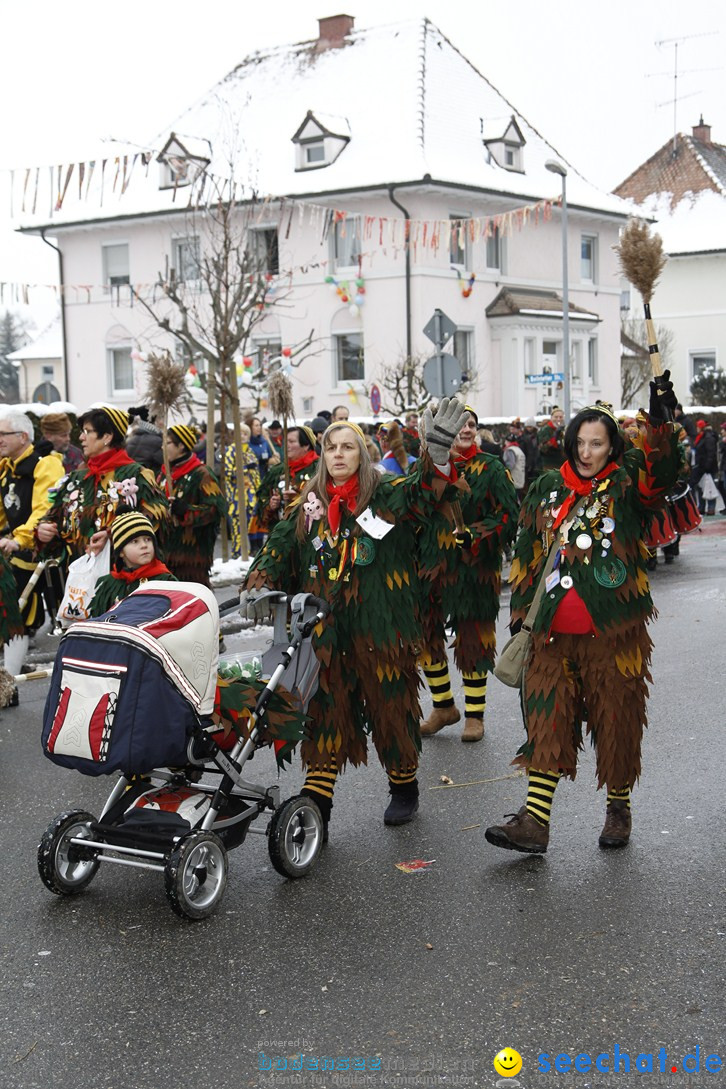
[243,401,468,836]
[417,407,519,742]
[255,425,319,532]
[485,379,681,855]
[36,405,168,562]
[157,424,227,587]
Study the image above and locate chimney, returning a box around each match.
[692,115,712,143]
[316,14,354,50]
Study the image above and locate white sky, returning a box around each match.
[1,0,724,316]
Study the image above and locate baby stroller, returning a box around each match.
[37,582,329,920]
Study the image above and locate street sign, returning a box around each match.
[423,309,457,350]
[525,373,564,385]
[369,383,381,415]
[423,352,463,398]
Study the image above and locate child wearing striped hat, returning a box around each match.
[88,511,176,617]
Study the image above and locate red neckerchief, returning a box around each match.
[453,443,478,464]
[85,448,134,485]
[326,475,360,537]
[163,452,202,496]
[112,558,171,583]
[289,449,318,475]
[694,431,704,446]
[553,460,619,529]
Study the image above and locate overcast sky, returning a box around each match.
[1,0,724,316]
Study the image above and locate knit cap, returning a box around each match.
[167,424,198,450]
[111,512,156,561]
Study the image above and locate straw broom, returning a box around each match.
[145,351,189,486]
[615,219,671,419]
[267,371,295,491]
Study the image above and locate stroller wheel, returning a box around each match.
[268,795,324,879]
[38,810,100,896]
[164,831,228,921]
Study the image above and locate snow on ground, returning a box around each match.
[210,555,251,586]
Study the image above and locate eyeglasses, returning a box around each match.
[0,431,23,437]
[80,428,97,436]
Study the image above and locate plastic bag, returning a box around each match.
[55,542,111,627]
[218,652,263,682]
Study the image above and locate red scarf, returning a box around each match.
[289,449,318,475]
[113,559,171,583]
[453,443,478,464]
[326,476,360,537]
[554,460,619,529]
[163,452,202,496]
[85,448,134,485]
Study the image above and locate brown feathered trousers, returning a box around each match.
[514,622,653,790]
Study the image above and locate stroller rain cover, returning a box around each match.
[42,582,219,776]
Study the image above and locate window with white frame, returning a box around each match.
[108,346,134,394]
[248,227,279,275]
[486,226,503,271]
[571,341,583,384]
[453,329,473,379]
[690,350,716,381]
[334,332,364,384]
[102,244,130,291]
[171,235,201,283]
[332,218,361,268]
[449,216,470,267]
[305,141,326,165]
[250,337,282,371]
[523,337,537,376]
[42,364,55,381]
[302,396,314,415]
[588,338,598,384]
[581,235,597,282]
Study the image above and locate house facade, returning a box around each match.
[16,15,628,420]
[615,119,726,405]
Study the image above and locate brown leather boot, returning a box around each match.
[419,705,461,736]
[485,806,549,854]
[461,717,484,742]
[598,801,631,849]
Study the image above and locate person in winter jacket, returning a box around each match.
[126,406,164,472]
[691,419,719,514]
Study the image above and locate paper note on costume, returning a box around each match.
[356,508,394,539]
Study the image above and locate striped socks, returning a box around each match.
[422,659,455,707]
[607,786,631,809]
[526,769,561,826]
[462,671,487,719]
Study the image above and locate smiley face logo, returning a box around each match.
[493,1048,523,1077]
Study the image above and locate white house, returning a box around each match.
[615,118,726,406]
[6,316,65,402]
[15,14,629,420]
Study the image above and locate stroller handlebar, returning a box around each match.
[218,590,331,621]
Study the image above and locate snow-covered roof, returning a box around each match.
[622,190,726,256]
[14,17,627,232]
[6,316,62,360]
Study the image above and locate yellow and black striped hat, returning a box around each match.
[111,512,156,556]
[96,404,131,439]
[167,423,198,450]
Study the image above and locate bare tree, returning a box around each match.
[620,317,674,409]
[373,352,476,417]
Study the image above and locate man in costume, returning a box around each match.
[242,400,468,836]
[256,425,319,530]
[0,410,65,684]
[157,424,227,587]
[417,407,518,742]
[485,376,680,854]
[538,406,566,471]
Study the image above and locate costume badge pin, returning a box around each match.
[575,533,592,550]
[602,516,615,534]
[354,537,376,566]
[560,574,574,589]
[594,558,627,588]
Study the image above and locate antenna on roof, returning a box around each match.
[652,31,720,157]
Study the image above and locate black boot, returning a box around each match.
[383,779,419,826]
[301,789,331,844]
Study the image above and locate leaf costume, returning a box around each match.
[417,450,518,675]
[508,417,680,789]
[255,452,319,531]
[157,453,226,587]
[0,553,23,645]
[537,420,565,470]
[245,455,456,775]
[223,443,261,558]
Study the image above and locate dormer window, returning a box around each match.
[292,110,350,171]
[157,132,211,190]
[483,115,526,173]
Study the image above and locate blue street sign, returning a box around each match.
[525,373,564,384]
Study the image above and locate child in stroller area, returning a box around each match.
[89,511,177,617]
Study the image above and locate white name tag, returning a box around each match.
[356,508,394,539]
[545,571,561,592]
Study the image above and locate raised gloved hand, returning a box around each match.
[455,527,473,551]
[649,369,678,422]
[421,397,469,464]
[239,586,273,621]
[171,497,189,519]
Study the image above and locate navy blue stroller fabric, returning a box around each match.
[41,586,218,776]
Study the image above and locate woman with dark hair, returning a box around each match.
[242,401,468,835]
[36,405,168,561]
[256,425,319,531]
[485,376,680,854]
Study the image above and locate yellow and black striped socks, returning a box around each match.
[388,765,418,787]
[302,765,338,803]
[526,769,561,826]
[421,658,455,708]
[462,671,487,719]
[607,786,631,809]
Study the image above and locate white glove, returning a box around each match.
[239,586,273,621]
[421,397,469,464]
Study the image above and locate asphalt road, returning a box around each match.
[1,529,724,1089]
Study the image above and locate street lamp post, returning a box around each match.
[10,359,26,403]
[545,159,571,421]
